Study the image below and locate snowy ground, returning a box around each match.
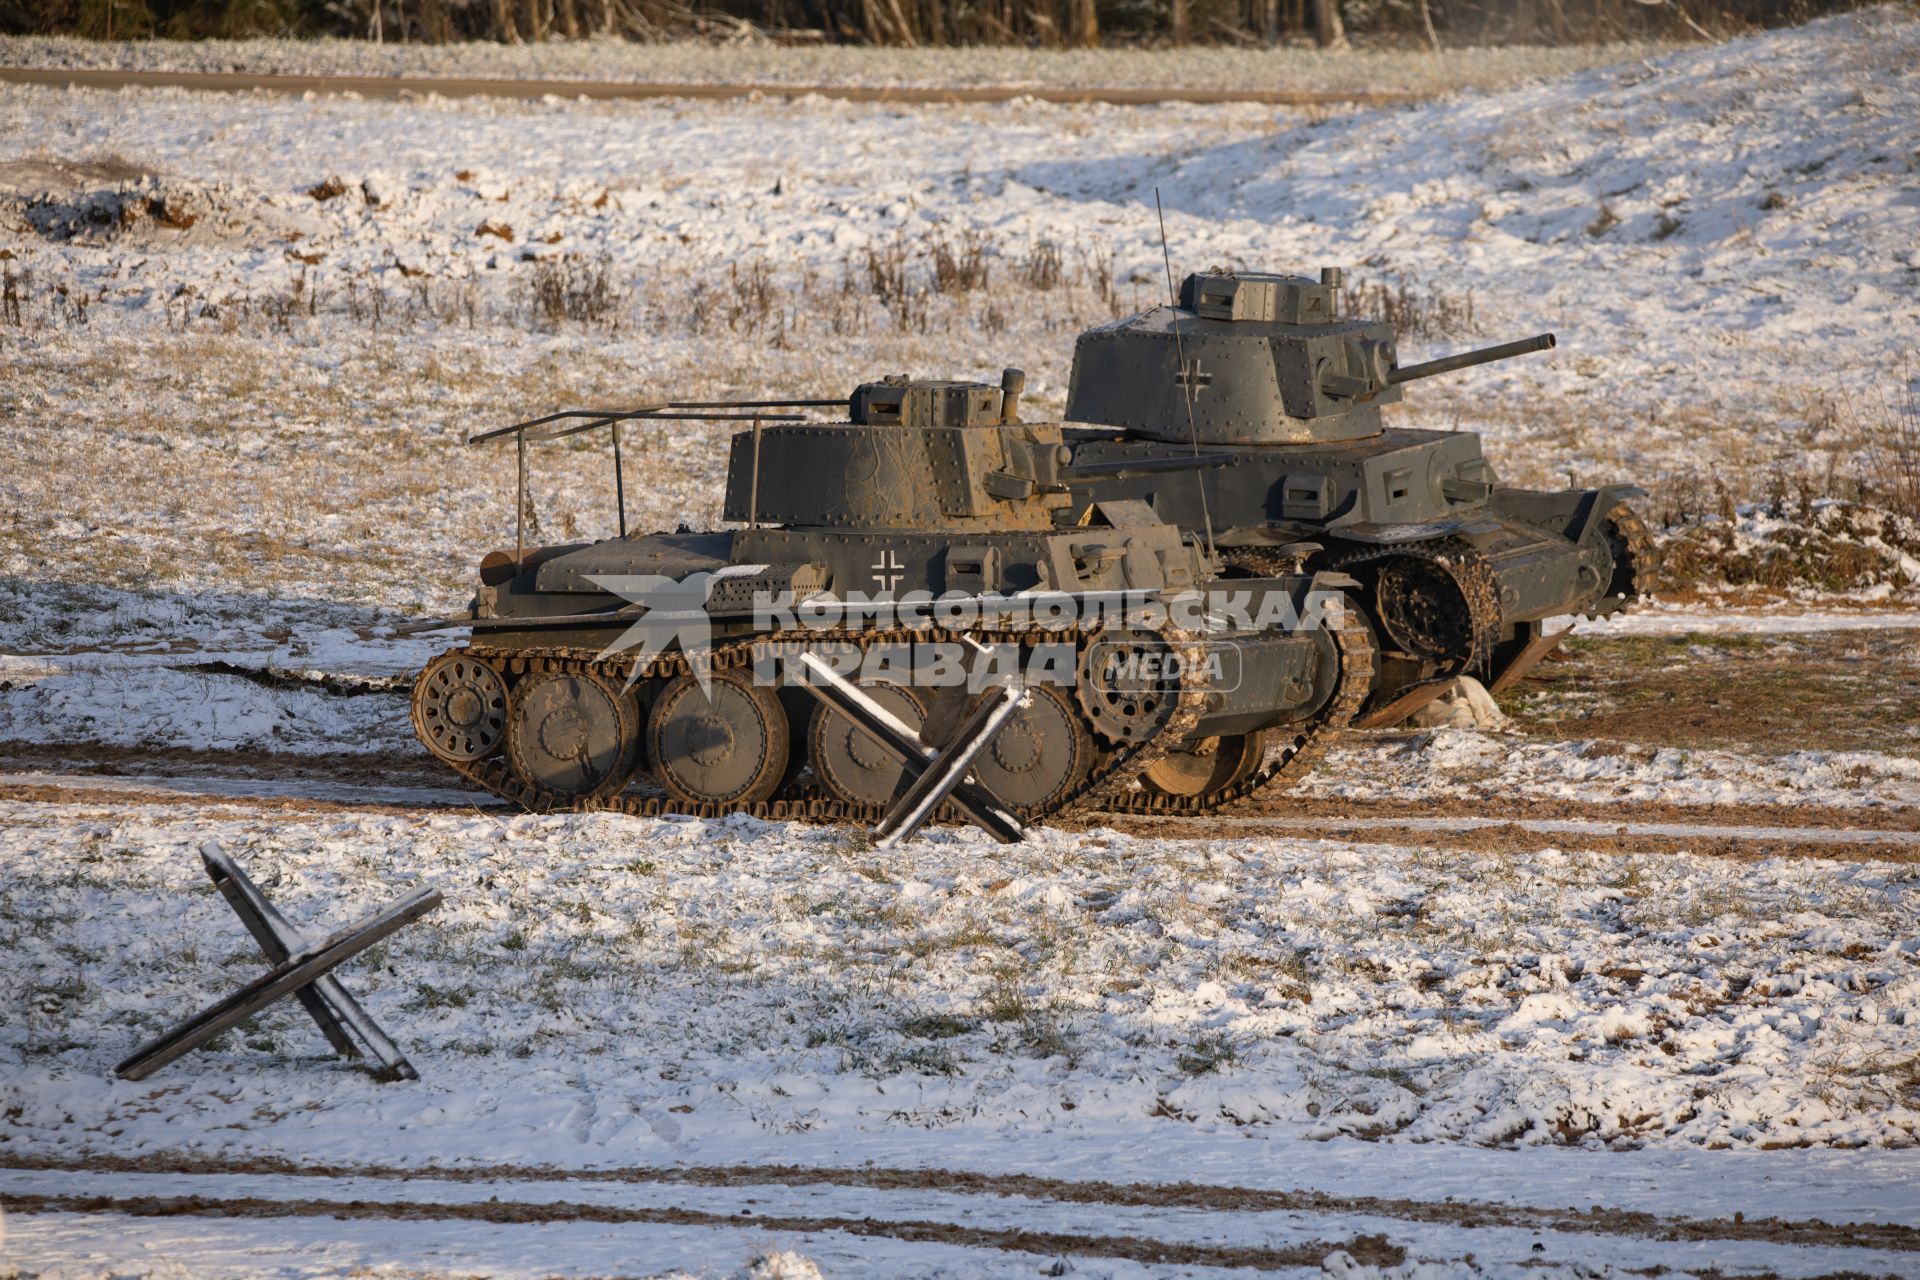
[4,13,1920,1279]
[4,798,1920,1277]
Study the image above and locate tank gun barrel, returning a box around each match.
[1386,333,1556,386]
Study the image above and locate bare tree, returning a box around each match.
[1311,0,1346,46]
[1072,0,1097,45]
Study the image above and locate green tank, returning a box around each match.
[1060,267,1649,721]
[408,369,1375,822]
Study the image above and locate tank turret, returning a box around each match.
[1066,268,1554,445]
[1060,266,1646,719]
[721,371,1075,531]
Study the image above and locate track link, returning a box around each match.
[416,604,1368,827]
[1097,595,1373,815]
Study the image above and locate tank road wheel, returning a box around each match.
[647,670,791,808]
[972,684,1093,814]
[1141,731,1270,800]
[809,682,927,808]
[413,653,508,763]
[505,670,641,801]
[1076,628,1179,746]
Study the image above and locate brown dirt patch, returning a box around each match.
[1503,630,1920,757]
[1087,814,1920,863]
[0,740,459,791]
[0,781,472,819]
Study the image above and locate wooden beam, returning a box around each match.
[875,683,1028,848]
[1487,626,1572,696]
[793,653,1026,843]
[1353,679,1453,730]
[201,847,421,1081]
[202,848,356,1060]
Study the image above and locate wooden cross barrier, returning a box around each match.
[114,847,444,1082]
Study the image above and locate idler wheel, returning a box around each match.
[647,670,790,807]
[505,670,641,800]
[1141,731,1269,799]
[971,684,1092,813]
[809,682,927,808]
[412,653,508,763]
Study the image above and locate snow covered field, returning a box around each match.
[4,12,1920,1278]
[5,800,1920,1276]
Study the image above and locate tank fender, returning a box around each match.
[531,531,732,594]
[1489,483,1646,548]
[1317,518,1504,545]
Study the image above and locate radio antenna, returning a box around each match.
[1155,188,1216,561]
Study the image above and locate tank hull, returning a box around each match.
[1057,428,1645,708]
[418,516,1376,821]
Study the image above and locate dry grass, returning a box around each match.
[1637,385,1920,593]
[5,238,1912,608]
[527,254,621,329]
[1344,277,1478,340]
[0,229,1134,350]
[1861,381,1920,525]
[0,34,1689,95]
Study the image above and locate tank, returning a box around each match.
[1060,267,1650,720]
[408,369,1378,822]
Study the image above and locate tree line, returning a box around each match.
[1,0,1860,49]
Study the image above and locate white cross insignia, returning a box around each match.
[1175,358,1213,395]
[870,549,906,593]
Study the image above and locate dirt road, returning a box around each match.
[3,738,1916,860]
[0,63,1423,107]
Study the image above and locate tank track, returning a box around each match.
[415,604,1371,825]
[1097,597,1374,815]
[1325,537,1503,677]
[1323,500,1654,674]
[1599,500,1656,604]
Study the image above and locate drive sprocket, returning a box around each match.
[1327,538,1502,676]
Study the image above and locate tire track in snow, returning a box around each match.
[0,1189,1364,1272]
[8,1154,1917,1254]
[4,767,1916,860]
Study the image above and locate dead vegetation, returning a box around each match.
[527,254,620,329]
[1344,277,1477,339]
[1642,386,1920,594]
[3,228,1132,348]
